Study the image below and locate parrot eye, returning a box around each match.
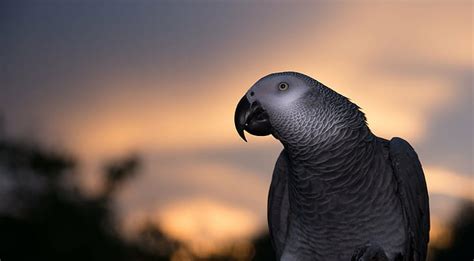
[278,82,289,91]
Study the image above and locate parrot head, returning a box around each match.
[234,72,317,142]
[234,72,361,143]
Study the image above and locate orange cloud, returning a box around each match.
[429,216,453,248]
[425,166,474,202]
[156,197,259,256]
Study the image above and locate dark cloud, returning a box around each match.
[418,70,473,176]
[0,1,332,138]
[372,58,473,176]
[116,144,282,214]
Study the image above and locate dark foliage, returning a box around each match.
[0,137,171,261]
[251,232,276,261]
[0,135,274,261]
[429,202,474,261]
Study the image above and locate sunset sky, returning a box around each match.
[1,0,472,255]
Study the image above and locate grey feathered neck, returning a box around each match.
[275,83,398,258]
[270,78,370,162]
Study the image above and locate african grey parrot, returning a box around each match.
[234,72,429,261]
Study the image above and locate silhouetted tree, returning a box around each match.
[0,136,173,261]
[429,202,474,261]
[251,232,276,261]
[103,154,140,196]
[0,122,288,261]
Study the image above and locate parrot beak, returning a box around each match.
[234,96,272,142]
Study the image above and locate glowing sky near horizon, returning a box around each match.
[1,0,472,255]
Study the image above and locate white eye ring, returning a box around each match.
[278,82,289,91]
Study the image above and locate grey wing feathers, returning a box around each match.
[389,137,430,261]
[268,150,290,259]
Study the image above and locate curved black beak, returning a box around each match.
[234,96,272,142]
